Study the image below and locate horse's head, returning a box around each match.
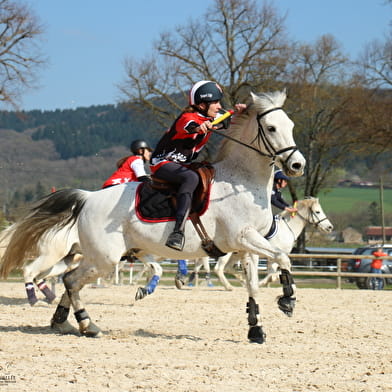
[248,90,306,177]
[298,197,334,233]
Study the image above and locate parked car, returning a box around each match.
[347,244,392,289]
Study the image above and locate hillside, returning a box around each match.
[0,104,163,211]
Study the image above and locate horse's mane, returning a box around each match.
[215,90,287,162]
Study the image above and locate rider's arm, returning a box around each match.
[271,190,290,210]
[130,157,148,180]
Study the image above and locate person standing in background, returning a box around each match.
[370,247,386,290]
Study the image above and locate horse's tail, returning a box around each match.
[0,189,89,279]
[0,224,15,260]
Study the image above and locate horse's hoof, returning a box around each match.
[277,296,296,317]
[135,287,147,300]
[247,326,266,344]
[174,273,185,290]
[79,320,103,338]
[28,298,39,306]
[51,320,80,336]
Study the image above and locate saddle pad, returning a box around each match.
[264,215,280,240]
[135,183,176,223]
[135,182,211,223]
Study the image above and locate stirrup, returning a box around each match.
[165,231,185,251]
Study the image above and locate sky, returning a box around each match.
[18,0,391,112]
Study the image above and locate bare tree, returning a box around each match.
[119,0,291,131]
[284,35,358,197]
[0,0,46,108]
[354,30,392,89]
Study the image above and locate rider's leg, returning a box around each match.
[154,163,199,251]
[166,192,193,250]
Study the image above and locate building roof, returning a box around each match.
[365,226,392,236]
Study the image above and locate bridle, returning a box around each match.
[294,205,329,228]
[282,203,329,242]
[209,106,298,165]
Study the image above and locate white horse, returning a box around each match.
[0,90,306,343]
[189,197,333,290]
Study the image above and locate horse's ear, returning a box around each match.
[282,88,287,99]
[250,92,258,102]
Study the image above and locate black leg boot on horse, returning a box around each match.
[277,268,296,317]
[166,192,192,251]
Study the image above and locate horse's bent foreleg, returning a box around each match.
[135,261,163,300]
[277,267,296,317]
[259,260,280,287]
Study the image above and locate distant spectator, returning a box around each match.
[370,247,386,290]
[102,139,152,188]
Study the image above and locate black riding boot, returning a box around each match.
[165,209,190,251]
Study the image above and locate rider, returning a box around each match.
[271,170,298,214]
[102,139,152,188]
[150,80,246,251]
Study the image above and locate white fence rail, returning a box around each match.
[114,253,392,290]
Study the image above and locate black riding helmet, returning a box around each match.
[189,80,223,106]
[130,140,152,155]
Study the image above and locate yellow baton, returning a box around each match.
[211,110,234,126]
[291,200,298,218]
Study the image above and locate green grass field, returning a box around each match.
[313,187,392,214]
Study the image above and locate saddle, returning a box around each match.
[135,162,226,259]
[150,161,215,215]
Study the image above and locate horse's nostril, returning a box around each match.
[292,162,302,170]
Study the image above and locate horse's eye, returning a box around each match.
[267,126,276,132]
[315,211,320,214]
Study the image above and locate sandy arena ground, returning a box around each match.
[0,281,391,392]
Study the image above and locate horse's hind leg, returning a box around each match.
[24,257,55,306]
[53,264,102,337]
[50,290,80,335]
[36,279,56,304]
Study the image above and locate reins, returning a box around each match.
[209,106,298,164]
